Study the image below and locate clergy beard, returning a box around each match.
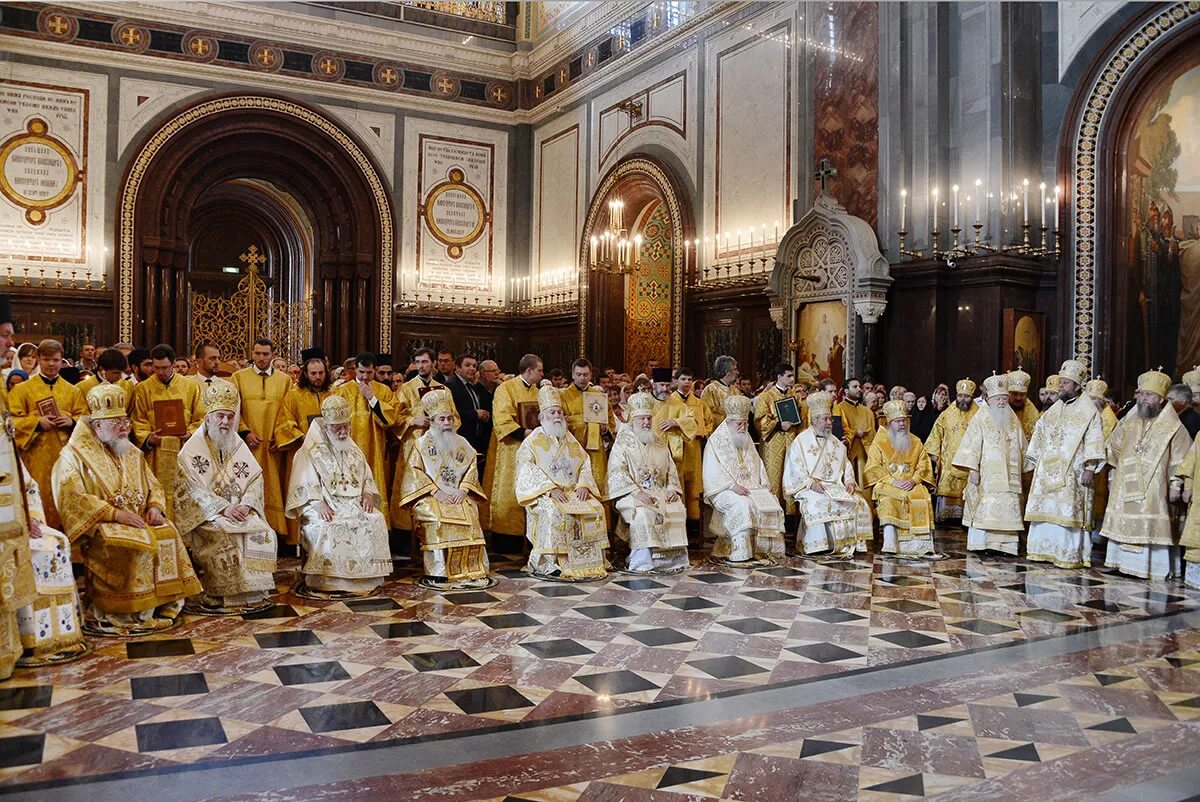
[542,418,568,439]
[888,429,911,454]
[328,431,358,454]
[956,399,972,411]
[430,427,458,452]
[95,424,132,456]
[987,404,1016,430]
[728,425,752,450]
[812,422,832,438]
[207,425,239,455]
[1137,399,1163,419]
[634,425,655,445]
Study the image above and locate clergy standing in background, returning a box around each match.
[1178,433,1200,588]
[1101,369,1191,579]
[834,378,876,493]
[654,367,711,526]
[755,363,803,514]
[76,347,135,401]
[562,358,614,510]
[1183,366,1200,411]
[273,349,333,545]
[7,339,88,530]
[606,391,689,574]
[333,352,398,528]
[231,338,292,536]
[173,383,278,613]
[130,344,205,520]
[703,395,786,566]
[286,395,392,597]
[1085,377,1119,537]
[1024,359,1106,569]
[485,353,542,540]
[700,355,740,429]
[784,391,873,557]
[866,399,941,559]
[54,384,201,635]
[952,374,1027,555]
[390,347,456,529]
[1006,368,1041,440]
[397,389,491,590]
[925,378,979,522]
[516,385,608,581]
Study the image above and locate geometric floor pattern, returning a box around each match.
[2,530,1198,791]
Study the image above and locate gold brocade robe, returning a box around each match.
[606,429,687,552]
[1023,397,1106,529]
[1014,402,1041,441]
[925,404,979,507]
[754,385,802,513]
[700,381,740,429]
[484,377,540,536]
[952,409,1027,534]
[1177,437,1200,564]
[8,376,89,530]
[562,384,614,502]
[272,387,330,545]
[130,374,205,520]
[232,367,292,534]
[0,431,36,680]
[1099,405,1191,547]
[397,429,488,582]
[834,399,876,467]
[653,392,711,520]
[1093,404,1119,527]
[389,376,457,529]
[865,433,936,538]
[334,381,398,528]
[51,422,201,614]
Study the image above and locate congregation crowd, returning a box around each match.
[3,289,1200,683]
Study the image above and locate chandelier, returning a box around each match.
[588,199,645,276]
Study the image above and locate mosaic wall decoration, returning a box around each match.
[623,203,673,373]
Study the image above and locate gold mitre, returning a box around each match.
[626,391,656,417]
[882,399,909,423]
[87,383,128,421]
[1059,359,1087,386]
[723,394,752,421]
[1007,367,1031,393]
[955,378,977,396]
[538,384,563,412]
[320,394,352,425]
[1084,377,1108,399]
[981,374,1008,400]
[202,381,240,415]
[1137,367,1171,399]
[1045,374,1062,393]
[806,391,833,417]
[1183,365,1200,393]
[420,388,455,418]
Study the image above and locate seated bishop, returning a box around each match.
[866,399,942,559]
[606,391,689,574]
[173,383,278,614]
[51,384,201,636]
[286,395,392,598]
[516,385,609,581]
[397,389,491,590]
[783,391,873,558]
[702,395,786,566]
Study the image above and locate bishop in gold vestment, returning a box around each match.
[53,384,201,635]
[389,358,455,529]
[952,375,1027,555]
[654,372,711,522]
[1006,368,1041,441]
[1101,370,1192,579]
[485,360,542,536]
[333,355,399,528]
[924,378,979,522]
[866,400,939,558]
[130,365,205,520]
[517,385,608,580]
[232,357,292,535]
[755,365,803,514]
[397,389,490,589]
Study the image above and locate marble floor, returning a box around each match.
[2,531,1199,801]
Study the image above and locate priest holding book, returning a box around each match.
[130,344,205,520]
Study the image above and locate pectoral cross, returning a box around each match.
[814,158,838,195]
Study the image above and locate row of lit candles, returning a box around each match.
[898,179,1063,235]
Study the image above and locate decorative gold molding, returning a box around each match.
[117,95,393,349]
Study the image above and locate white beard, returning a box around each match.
[105,436,132,457]
[430,427,458,452]
[812,424,832,439]
[207,426,240,456]
[888,429,911,454]
[730,430,752,451]
[329,432,358,454]
[542,418,568,439]
[634,425,655,445]
[987,404,1017,430]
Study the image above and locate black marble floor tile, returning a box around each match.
[0,733,45,768]
[444,591,501,605]
[1013,692,1057,707]
[786,642,864,663]
[1094,673,1134,687]
[130,672,210,699]
[343,598,401,612]
[799,739,856,758]
[756,566,806,578]
[625,628,696,647]
[917,714,965,730]
[135,717,227,752]
[877,599,937,613]
[741,589,799,602]
[242,604,299,620]
[299,701,390,733]
[988,742,1042,762]
[1017,609,1080,624]
[717,617,785,635]
[0,684,53,710]
[690,573,739,584]
[574,670,660,695]
[815,582,868,594]
[949,619,1019,636]
[126,638,195,659]
[403,649,480,672]
[273,662,352,686]
[942,591,1000,604]
[479,613,542,629]
[687,656,769,679]
[874,630,945,649]
[658,766,724,788]
[254,630,322,649]
[1058,576,1106,587]
[866,774,925,795]
[1140,591,1188,604]
[800,607,868,624]
[877,575,930,587]
[661,596,721,611]
[1079,599,1130,613]
[519,639,595,660]
[1088,718,1136,733]
[372,621,437,639]
[445,685,534,715]
[613,578,669,591]
[531,585,589,598]
[576,605,636,620]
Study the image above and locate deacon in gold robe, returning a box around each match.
[1024,360,1106,569]
[756,363,806,515]
[606,392,689,574]
[1178,434,1200,588]
[834,378,876,491]
[1006,368,1041,441]
[653,367,711,522]
[784,391,872,557]
[484,354,542,537]
[397,389,490,589]
[562,359,615,506]
[7,339,88,530]
[286,395,392,596]
[273,349,334,544]
[231,338,292,536]
[516,385,608,580]
[866,400,941,558]
[173,383,278,613]
[76,347,135,404]
[703,395,786,565]
[1101,369,1192,579]
[52,384,201,635]
[333,352,399,528]
[1085,377,1119,535]
[925,378,979,522]
[952,374,1027,555]
[700,355,741,429]
[389,348,456,529]
[130,344,205,520]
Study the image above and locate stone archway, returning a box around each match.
[116,94,394,358]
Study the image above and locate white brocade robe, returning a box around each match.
[1024,397,1106,529]
[286,422,392,589]
[702,423,785,561]
[783,429,872,555]
[606,429,689,554]
[952,409,1027,553]
[515,428,608,580]
[1100,406,1190,547]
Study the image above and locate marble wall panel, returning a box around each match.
[532,105,586,292]
[117,78,207,158]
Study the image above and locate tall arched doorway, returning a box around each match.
[116,94,394,359]
[578,156,691,370]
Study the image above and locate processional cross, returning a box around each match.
[814,158,838,194]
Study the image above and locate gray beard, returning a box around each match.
[430,428,458,452]
[986,405,1016,430]
[1137,401,1161,419]
[104,435,132,457]
[207,427,239,455]
[542,418,568,439]
[634,426,655,445]
[730,430,752,450]
[812,424,832,439]
[888,430,911,453]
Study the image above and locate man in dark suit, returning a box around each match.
[1170,383,1200,439]
[444,353,492,472]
